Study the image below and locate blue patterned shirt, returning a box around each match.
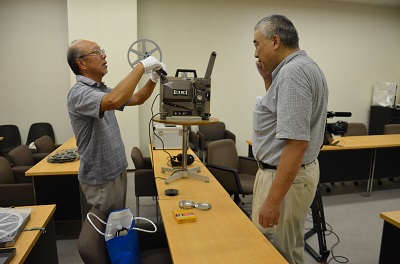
[67,75,128,185]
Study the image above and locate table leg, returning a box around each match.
[366,149,376,197]
[25,215,59,264]
[161,125,209,184]
[379,220,400,263]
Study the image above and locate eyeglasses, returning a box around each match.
[78,49,105,59]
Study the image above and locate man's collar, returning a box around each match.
[76,75,105,88]
[272,50,306,78]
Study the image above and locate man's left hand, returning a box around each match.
[259,200,281,228]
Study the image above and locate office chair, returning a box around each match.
[197,122,236,163]
[188,126,199,155]
[130,147,158,220]
[33,135,57,161]
[0,124,22,162]
[8,144,40,167]
[383,124,400,134]
[131,147,152,170]
[78,208,111,264]
[26,122,56,146]
[343,122,368,137]
[206,139,257,217]
[0,156,35,207]
[78,207,172,264]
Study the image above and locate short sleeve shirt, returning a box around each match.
[67,75,128,185]
[252,50,328,166]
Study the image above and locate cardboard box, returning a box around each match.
[173,210,196,224]
[153,124,183,149]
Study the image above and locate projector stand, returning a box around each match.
[152,117,219,184]
[161,125,208,183]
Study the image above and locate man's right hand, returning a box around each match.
[141,56,162,72]
[151,62,167,83]
[256,60,272,90]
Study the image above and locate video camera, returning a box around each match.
[324,111,352,145]
[157,52,217,120]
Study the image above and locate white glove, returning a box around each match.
[140,56,162,72]
[150,62,166,83]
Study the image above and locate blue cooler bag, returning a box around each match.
[87,208,157,264]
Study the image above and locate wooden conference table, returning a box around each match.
[150,147,287,264]
[379,211,400,263]
[25,137,84,226]
[247,134,400,196]
[9,204,58,264]
[320,134,400,196]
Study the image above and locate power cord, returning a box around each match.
[325,222,349,264]
[148,94,180,170]
[306,210,349,263]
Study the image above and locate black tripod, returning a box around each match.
[304,186,330,263]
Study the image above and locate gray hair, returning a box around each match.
[254,15,299,48]
[67,39,84,75]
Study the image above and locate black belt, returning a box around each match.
[256,160,277,170]
[256,160,316,170]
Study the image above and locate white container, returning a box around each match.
[153,125,183,149]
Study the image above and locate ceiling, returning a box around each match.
[330,0,400,7]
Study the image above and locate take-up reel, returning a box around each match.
[127,39,163,73]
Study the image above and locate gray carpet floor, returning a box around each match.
[56,173,400,264]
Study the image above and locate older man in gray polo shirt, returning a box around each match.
[67,39,165,216]
[252,15,328,264]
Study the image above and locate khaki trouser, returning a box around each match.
[81,170,127,216]
[252,160,319,264]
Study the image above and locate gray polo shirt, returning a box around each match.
[67,75,128,185]
[252,50,328,166]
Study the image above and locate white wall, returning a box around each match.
[1,0,399,164]
[67,0,138,168]
[0,0,70,145]
[137,0,400,156]
[0,0,139,169]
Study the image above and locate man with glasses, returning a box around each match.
[67,39,165,216]
[252,15,328,264]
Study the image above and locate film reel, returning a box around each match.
[127,39,162,73]
[0,212,23,240]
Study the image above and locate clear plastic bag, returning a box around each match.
[372,82,398,107]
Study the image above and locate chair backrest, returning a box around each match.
[343,123,367,136]
[26,122,55,145]
[34,135,56,153]
[131,147,151,170]
[0,124,21,153]
[383,124,400,134]
[199,122,226,141]
[207,139,239,171]
[8,144,35,166]
[78,208,111,264]
[207,139,242,195]
[134,169,157,197]
[0,156,15,184]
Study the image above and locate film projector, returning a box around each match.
[127,39,217,183]
[127,39,217,120]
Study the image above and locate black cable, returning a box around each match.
[325,222,349,264]
[148,94,160,166]
[148,94,179,170]
[306,210,349,264]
